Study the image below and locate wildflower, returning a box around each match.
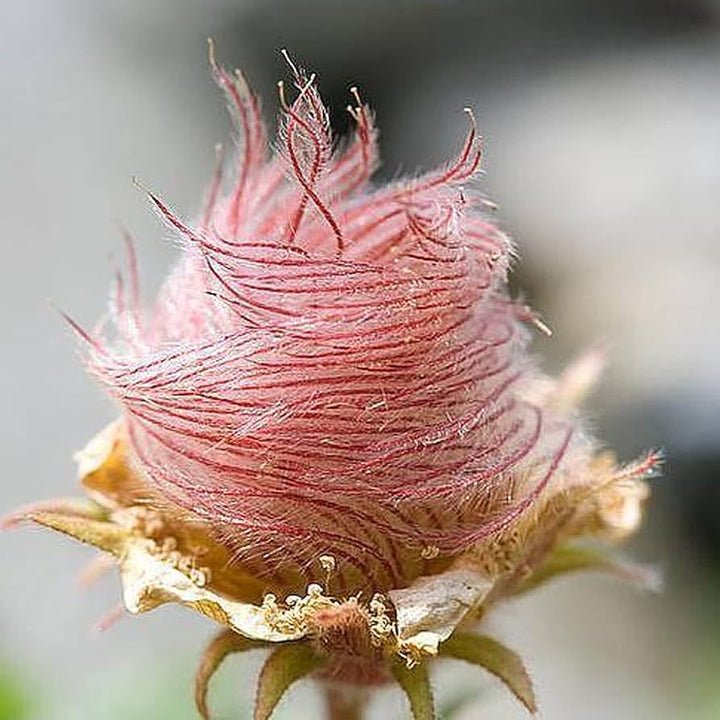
[4,43,659,719]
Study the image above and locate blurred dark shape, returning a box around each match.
[208,0,717,159]
[87,0,719,169]
[667,454,720,569]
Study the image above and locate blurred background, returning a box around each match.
[1,1,719,718]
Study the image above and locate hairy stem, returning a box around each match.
[323,683,368,720]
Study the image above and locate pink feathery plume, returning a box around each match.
[86,50,579,592]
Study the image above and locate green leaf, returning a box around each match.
[195,629,263,720]
[512,544,659,597]
[391,661,435,720]
[439,633,536,714]
[254,643,324,720]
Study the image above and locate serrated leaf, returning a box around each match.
[254,643,324,720]
[196,629,263,720]
[439,633,536,714]
[391,661,435,720]
[512,543,659,597]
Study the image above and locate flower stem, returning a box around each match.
[323,683,368,720]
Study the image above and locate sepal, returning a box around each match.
[512,543,660,597]
[255,642,324,720]
[391,659,435,720]
[195,629,263,720]
[439,632,536,714]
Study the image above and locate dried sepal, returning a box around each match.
[116,539,306,642]
[254,642,325,720]
[388,567,493,664]
[21,510,127,555]
[0,497,107,531]
[22,505,307,642]
[196,629,264,720]
[16,504,302,642]
[390,659,435,720]
[439,632,536,714]
[75,420,148,510]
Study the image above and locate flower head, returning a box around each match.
[5,45,659,720]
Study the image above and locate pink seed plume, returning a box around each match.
[87,50,581,591]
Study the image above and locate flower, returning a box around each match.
[4,43,659,720]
